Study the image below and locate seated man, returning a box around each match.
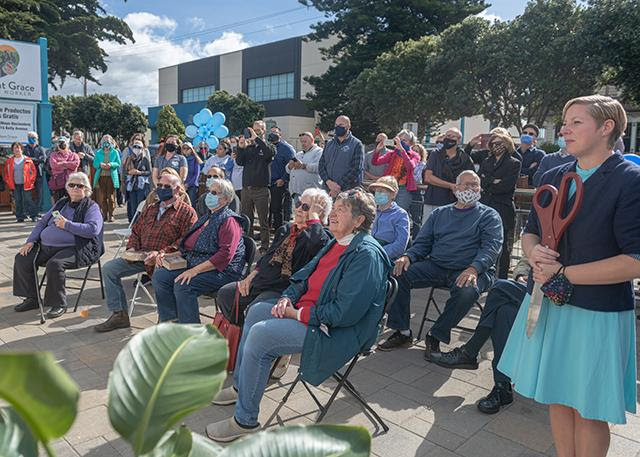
[94,173,197,332]
[434,256,531,414]
[378,170,503,361]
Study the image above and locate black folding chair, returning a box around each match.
[34,244,105,324]
[266,277,398,434]
[415,286,484,341]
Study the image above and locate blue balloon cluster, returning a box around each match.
[185,108,229,150]
[624,153,640,166]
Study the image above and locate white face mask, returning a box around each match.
[454,188,481,206]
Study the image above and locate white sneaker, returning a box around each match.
[270,354,291,380]
[212,386,238,406]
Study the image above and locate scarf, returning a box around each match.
[440,147,469,183]
[270,224,303,277]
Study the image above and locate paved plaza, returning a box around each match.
[0,209,638,457]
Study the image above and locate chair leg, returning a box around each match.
[98,260,105,299]
[33,246,46,324]
[113,238,125,259]
[73,264,92,313]
[264,374,301,428]
[340,377,390,433]
[416,287,436,341]
[129,273,142,317]
[316,355,360,423]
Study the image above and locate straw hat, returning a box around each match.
[369,175,399,194]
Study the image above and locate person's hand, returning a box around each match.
[455,266,478,288]
[144,250,158,265]
[393,136,402,150]
[271,297,293,318]
[308,195,326,218]
[394,256,411,276]
[78,151,85,159]
[155,252,166,268]
[470,134,482,147]
[529,244,560,267]
[287,160,298,169]
[529,162,538,169]
[175,268,199,285]
[237,273,255,297]
[329,189,339,198]
[275,179,285,187]
[238,136,247,149]
[449,182,457,191]
[54,215,67,229]
[516,275,529,285]
[532,261,562,284]
[19,242,34,256]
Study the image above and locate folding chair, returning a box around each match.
[128,271,157,317]
[415,286,485,341]
[113,200,146,259]
[267,277,399,434]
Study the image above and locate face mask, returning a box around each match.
[442,138,457,150]
[520,134,533,145]
[132,147,142,155]
[199,148,207,154]
[206,177,216,188]
[400,140,411,152]
[164,143,177,153]
[557,137,566,149]
[156,187,174,202]
[455,188,482,206]
[102,142,111,150]
[334,125,347,137]
[205,192,219,209]
[268,132,280,143]
[59,142,67,150]
[374,191,390,206]
[230,143,237,148]
[28,137,36,145]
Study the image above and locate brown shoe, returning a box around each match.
[94,311,130,332]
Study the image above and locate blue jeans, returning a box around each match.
[387,258,493,344]
[103,258,147,312]
[232,301,307,426]
[152,266,240,323]
[13,185,37,220]
[187,186,199,208]
[127,188,149,222]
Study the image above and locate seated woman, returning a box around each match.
[206,189,393,443]
[370,176,410,260]
[195,167,239,217]
[153,178,245,324]
[216,188,333,326]
[13,172,104,319]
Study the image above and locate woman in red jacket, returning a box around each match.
[3,142,38,222]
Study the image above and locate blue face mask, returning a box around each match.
[557,137,566,149]
[27,137,36,145]
[102,142,111,150]
[156,187,174,202]
[400,140,411,152]
[205,192,219,209]
[334,125,347,137]
[374,191,390,206]
[520,134,533,145]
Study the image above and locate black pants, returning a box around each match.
[477,279,526,384]
[269,185,291,231]
[13,244,78,309]
[497,227,514,279]
[216,281,281,326]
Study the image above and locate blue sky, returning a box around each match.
[53,1,530,108]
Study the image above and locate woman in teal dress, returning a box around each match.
[498,95,640,457]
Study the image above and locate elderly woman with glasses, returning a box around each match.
[12,172,104,319]
[206,188,392,443]
[153,178,246,324]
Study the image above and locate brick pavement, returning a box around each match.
[0,208,638,457]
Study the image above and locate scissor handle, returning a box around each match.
[552,172,584,242]
[532,184,558,249]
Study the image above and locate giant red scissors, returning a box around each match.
[526,171,584,337]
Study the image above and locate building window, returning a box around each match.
[248,73,294,102]
[182,85,216,103]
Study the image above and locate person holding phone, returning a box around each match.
[286,131,323,204]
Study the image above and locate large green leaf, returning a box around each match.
[0,407,38,457]
[221,425,371,457]
[141,428,223,457]
[0,353,79,445]
[108,323,228,455]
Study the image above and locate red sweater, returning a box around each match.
[295,243,348,324]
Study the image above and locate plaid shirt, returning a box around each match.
[127,200,197,273]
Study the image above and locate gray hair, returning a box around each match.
[300,188,333,224]
[27,131,38,139]
[72,130,84,139]
[100,134,115,146]
[397,129,416,144]
[209,178,235,204]
[66,172,92,197]
[335,188,376,233]
[456,170,480,185]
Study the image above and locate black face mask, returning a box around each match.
[442,138,457,150]
[164,143,177,153]
[268,133,280,143]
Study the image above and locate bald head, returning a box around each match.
[334,115,351,139]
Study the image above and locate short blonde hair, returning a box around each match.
[66,172,92,197]
[563,95,627,148]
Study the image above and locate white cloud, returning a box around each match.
[50,12,250,110]
[476,10,503,23]
[188,17,206,31]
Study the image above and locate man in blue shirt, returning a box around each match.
[379,171,503,360]
[319,115,364,197]
[268,126,295,230]
[517,123,546,186]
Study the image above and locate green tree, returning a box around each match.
[0,0,133,88]
[114,103,148,146]
[206,90,266,136]
[300,0,488,135]
[50,95,74,134]
[157,105,186,141]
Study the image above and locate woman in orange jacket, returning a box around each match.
[3,142,38,222]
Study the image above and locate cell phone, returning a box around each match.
[384,139,394,147]
[291,157,299,162]
[243,127,252,139]
[52,211,61,219]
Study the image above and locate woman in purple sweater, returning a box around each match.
[13,172,104,319]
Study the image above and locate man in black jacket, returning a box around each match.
[237,120,275,253]
[69,130,95,176]
[24,131,47,218]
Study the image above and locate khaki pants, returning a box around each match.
[241,186,270,250]
[96,175,116,220]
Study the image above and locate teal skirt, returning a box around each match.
[498,294,637,424]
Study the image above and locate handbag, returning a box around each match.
[212,285,242,372]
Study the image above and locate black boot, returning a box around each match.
[14,297,39,312]
[378,330,413,351]
[423,334,441,362]
[477,381,514,414]
[46,306,67,319]
[433,346,479,370]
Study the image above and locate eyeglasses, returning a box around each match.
[132,145,142,150]
[295,201,310,211]
[68,183,85,189]
[209,175,220,179]
[157,184,173,189]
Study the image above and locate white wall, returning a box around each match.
[219,51,243,95]
[300,36,338,100]
[266,115,317,150]
[158,65,178,105]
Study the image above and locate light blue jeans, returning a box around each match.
[233,300,307,426]
[103,258,146,312]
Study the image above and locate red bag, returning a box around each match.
[212,286,242,372]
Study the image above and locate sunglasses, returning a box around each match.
[208,175,220,179]
[132,145,143,150]
[295,201,310,211]
[157,184,173,189]
[68,183,85,189]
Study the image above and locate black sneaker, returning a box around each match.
[477,382,514,414]
[46,306,66,319]
[378,330,413,351]
[14,298,39,312]
[433,346,479,370]
[423,334,442,362]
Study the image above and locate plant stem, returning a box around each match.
[42,441,57,457]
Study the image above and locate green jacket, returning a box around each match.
[92,147,121,189]
[282,231,392,386]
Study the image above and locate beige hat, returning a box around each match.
[369,175,399,194]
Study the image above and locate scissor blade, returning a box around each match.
[526,283,544,338]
